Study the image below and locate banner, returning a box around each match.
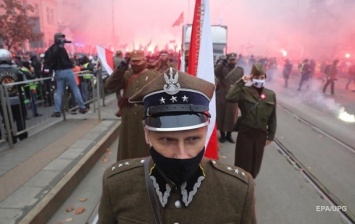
[188,0,218,159]
[96,45,114,75]
[172,12,184,27]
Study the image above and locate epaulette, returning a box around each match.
[107,157,146,178]
[209,160,249,184]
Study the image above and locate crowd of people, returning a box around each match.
[0,32,102,143]
[3,31,355,223]
[232,53,355,95]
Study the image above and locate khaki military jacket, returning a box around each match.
[226,80,277,140]
[214,64,244,131]
[215,64,244,90]
[106,68,160,161]
[98,157,256,224]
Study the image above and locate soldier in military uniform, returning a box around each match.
[150,50,175,74]
[98,68,256,224]
[105,50,160,161]
[215,53,244,143]
[226,63,277,179]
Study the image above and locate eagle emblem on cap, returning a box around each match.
[163,67,181,95]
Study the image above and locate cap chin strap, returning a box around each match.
[146,104,209,117]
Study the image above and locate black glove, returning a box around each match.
[219,55,227,66]
[222,59,227,66]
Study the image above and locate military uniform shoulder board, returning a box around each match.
[107,157,146,178]
[210,160,249,184]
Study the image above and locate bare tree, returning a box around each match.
[0,0,43,51]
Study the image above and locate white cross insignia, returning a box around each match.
[118,163,123,167]
[111,166,116,171]
[235,169,239,174]
[227,166,232,171]
[242,172,246,177]
[182,95,188,102]
[170,96,177,103]
[159,97,166,104]
[125,162,130,165]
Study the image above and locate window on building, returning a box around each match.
[46,7,50,24]
[34,4,39,16]
[50,9,54,25]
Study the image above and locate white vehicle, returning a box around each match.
[182,24,227,62]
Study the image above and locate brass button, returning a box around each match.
[174,200,182,208]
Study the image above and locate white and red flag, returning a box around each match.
[188,0,218,159]
[96,45,114,75]
[172,12,184,27]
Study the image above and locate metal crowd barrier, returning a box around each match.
[0,70,106,149]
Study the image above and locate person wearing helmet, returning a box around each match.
[76,53,94,109]
[98,68,256,224]
[0,49,29,143]
[44,32,88,117]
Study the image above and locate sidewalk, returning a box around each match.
[0,94,120,224]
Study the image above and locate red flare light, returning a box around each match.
[345,53,351,58]
[261,94,266,99]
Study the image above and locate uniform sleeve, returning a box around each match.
[225,79,245,102]
[240,174,257,224]
[214,64,224,79]
[98,169,116,224]
[105,67,126,92]
[267,94,277,141]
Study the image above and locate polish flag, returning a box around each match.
[172,12,184,27]
[96,45,114,75]
[189,0,218,159]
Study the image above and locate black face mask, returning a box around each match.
[150,147,205,186]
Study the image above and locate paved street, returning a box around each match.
[0,75,354,224]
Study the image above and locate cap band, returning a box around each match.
[146,104,209,117]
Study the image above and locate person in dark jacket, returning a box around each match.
[322,60,339,95]
[46,32,88,117]
[282,59,293,88]
[226,63,277,178]
[30,53,42,78]
[297,59,312,91]
[20,61,42,117]
[0,49,28,143]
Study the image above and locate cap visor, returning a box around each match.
[144,113,209,132]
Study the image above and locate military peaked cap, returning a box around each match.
[129,67,215,131]
[250,63,266,77]
[130,50,145,60]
